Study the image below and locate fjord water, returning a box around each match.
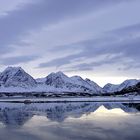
[0,102,140,140]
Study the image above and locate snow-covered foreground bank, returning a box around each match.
[0,96,140,103]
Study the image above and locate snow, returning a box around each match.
[103,79,140,93]
[44,72,102,94]
[0,96,140,103]
[70,76,102,93]
[0,67,139,94]
[85,78,103,93]
[36,78,46,84]
[103,83,118,93]
[0,67,37,88]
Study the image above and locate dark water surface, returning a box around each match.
[0,102,140,140]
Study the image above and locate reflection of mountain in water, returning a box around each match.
[0,102,139,127]
[0,108,33,127]
[122,103,140,111]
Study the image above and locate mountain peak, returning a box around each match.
[122,79,139,84]
[71,76,83,81]
[56,71,64,75]
[5,66,22,70]
[1,67,25,80]
[55,71,67,77]
[45,71,71,88]
[0,66,36,88]
[48,71,66,76]
[103,79,140,93]
[47,71,69,80]
[4,66,23,73]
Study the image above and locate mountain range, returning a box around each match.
[0,67,139,95]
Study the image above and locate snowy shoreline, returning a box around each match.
[0,96,140,103]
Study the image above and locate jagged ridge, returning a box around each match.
[0,67,139,94]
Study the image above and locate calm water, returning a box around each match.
[0,102,140,140]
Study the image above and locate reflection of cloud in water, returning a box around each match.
[94,105,127,115]
[0,102,140,140]
[0,102,139,127]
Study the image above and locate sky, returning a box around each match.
[0,0,140,87]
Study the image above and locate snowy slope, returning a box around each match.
[85,78,103,93]
[45,71,72,88]
[71,76,102,93]
[0,67,37,88]
[0,69,102,94]
[103,79,140,93]
[36,78,46,84]
[0,67,139,94]
[44,72,102,94]
[103,83,118,93]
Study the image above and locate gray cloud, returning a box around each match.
[64,55,123,72]
[0,0,140,81]
[38,23,140,73]
[1,55,38,65]
[0,0,121,54]
[0,0,132,55]
[39,54,79,68]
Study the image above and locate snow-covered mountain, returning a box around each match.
[44,72,102,94]
[45,71,72,88]
[0,68,102,94]
[0,67,37,88]
[36,78,46,84]
[85,78,103,93]
[103,79,140,93]
[0,67,139,94]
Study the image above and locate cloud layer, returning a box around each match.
[0,0,140,85]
